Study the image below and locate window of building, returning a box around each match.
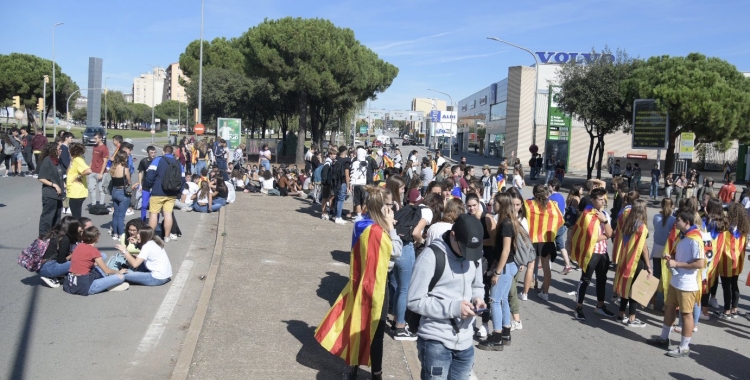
[490,102,507,121]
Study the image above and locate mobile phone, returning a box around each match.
[474,307,488,314]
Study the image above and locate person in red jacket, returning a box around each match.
[31,128,49,177]
[718,175,737,204]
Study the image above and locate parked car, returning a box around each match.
[401,137,416,146]
[81,126,106,145]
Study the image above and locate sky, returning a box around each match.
[3,0,749,113]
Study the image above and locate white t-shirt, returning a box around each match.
[139,240,173,280]
[261,178,274,190]
[513,175,524,190]
[350,160,368,186]
[260,149,271,162]
[302,177,311,190]
[420,206,434,225]
[182,182,200,206]
[394,154,403,169]
[425,222,452,246]
[670,233,702,291]
[436,157,445,168]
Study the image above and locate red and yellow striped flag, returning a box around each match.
[314,219,392,366]
[496,174,506,190]
[718,229,746,277]
[570,206,601,270]
[661,226,702,294]
[613,222,649,298]
[382,152,394,168]
[524,199,563,243]
[611,207,632,265]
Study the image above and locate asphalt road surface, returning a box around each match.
[0,138,214,380]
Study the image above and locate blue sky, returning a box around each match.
[2,0,749,112]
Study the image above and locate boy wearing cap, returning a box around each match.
[407,214,486,379]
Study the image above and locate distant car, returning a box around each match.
[82,127,106,145]
[401,137,416,146]
[354,139,363,146]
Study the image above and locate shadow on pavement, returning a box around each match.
[318,271,348,306]
[283,319,352,380]
[330,250,350,265]
[7,284,40,380]
[690,344,748,379]
[668,372,703,380]
[19,275,42,287]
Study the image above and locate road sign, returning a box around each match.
[167,119,179,133]
[679,132,695,159]
[632,99,668,149]
[430,110,440,123]
[194,124,205,135]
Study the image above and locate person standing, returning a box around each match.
[88,132,109,207]
[31,128,48,177]
[647,211,705,358]
[36,142,65,237]
[548,179,574,274]
[332,146,352,225]
[58,132,73,214]
[109,151,131,241]
[650,198,676,308]
[528,153,538,180]
[214,139,230,182]
[407,214,486,378]
[143,145,185,243]
[525,184,564,300]
[545,157,556,185]
[258,143,272,172]
[480,165,497,205]
[674,173,686,205]
[716,203,749,319]
[650,164,661,199]
[136,146,157,221]
[718,175,737,204]
[613,199,652,327]
[19,127,35,176]
[65,143,92,219]
[570,187,616,320]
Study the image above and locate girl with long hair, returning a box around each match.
[38,217,80,287]
[425,198,464,246]
[564,185,583,268]
[194,141,208,176]
[613,199,652,327]
[503,186,530,330]
[37,142,65,237]
[63,226,129,295]
[193,181,214,212]
[316,186,401,380]
[525,184,563,301]
[385,175,406,210]
[700,198,727,319]
[716,203,749,318]
[119,218,145,255]
[65,143,92,219]
[650,198,676,308]
[118,225,173,287]
[109,151,131,240]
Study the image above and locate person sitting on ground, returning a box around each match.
[118,226,173,287]
[230,169,247,191]
[278,168,302,197]
[38,217,80,288]
[176,174,200,212]
[119,218,145,255]
[192,180,219,212]
[63,226,129,295]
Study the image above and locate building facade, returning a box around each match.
[133,67,166,107]
[163,63,187,103]
[87,57,103,128]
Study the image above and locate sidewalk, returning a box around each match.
[183,195,413,380]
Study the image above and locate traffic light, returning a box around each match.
[12,96,20,109]
[37,98,44,112]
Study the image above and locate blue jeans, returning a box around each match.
[389,242,415,325]
[89,273,125,295]
[335,183,347,219]
[545,169,554,184]
[124,264,170,286]
[192,202,222,212]
[417,337,474,380]
[260,160,271,172]
[111,188,130,236]
[194,160,207,176]
[650,179,659,198]
[141,189,151,221]
[39,260,71,278]
[217,160,229,182]
[489,262,518,330]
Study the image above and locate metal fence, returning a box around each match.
[701,144,738,171]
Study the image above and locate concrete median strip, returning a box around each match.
[171,207,226,380]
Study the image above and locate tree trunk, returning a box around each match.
[310,110,320,150]
[261,119,266,139]
[296,91,308,167]
[596,135,606,179]
[586,131,596,180]
[664,125,678,175]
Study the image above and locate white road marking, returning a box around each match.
[131,259,194,364]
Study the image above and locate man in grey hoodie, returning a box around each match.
[407,214,485,380]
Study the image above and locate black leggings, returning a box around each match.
[701,280,720,307]
[619,260,645,316]
[577,253,609,304]
[69,198,86,219]
[720,276,740,311]
[2,155,10,172]
[370,281,388,374]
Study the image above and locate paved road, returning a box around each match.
[0,138,214,380]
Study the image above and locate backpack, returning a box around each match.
[18,238,50,272]
[394,204,423,243]
[563,205,578,227]
[89,204,110,215]
[313,163,324,184]
[3,143,15,156]
[162,157,183,192]
[513,231,535,267]
[319,162,333,187]
[106,253,128,271]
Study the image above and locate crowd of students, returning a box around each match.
[310,146,750,379]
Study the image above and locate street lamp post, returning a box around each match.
[52,22,64,136]
[427,89,454,159]
[487,37,540,146]
[197,0,204,125]
[104,76,110,128]
[42,75,48,132]
[146,64,159,132]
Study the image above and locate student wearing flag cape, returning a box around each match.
[315,186,402,380]
[613,199,652,327]
[494,164,507,192]
[611,191,640,269]
[571,187,617,320]
[524,184,564,301]
[698,197,726,321]
[716,203,749,319]
[647,211,705,358]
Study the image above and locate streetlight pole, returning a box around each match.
[104,76,110,128]
[42,76,48,132]
[197,0,204,124]
[67,88,104,130]
[146,64,159,133]
[487,37,540,146]
[427,89,454,159]
[52,22,64,136]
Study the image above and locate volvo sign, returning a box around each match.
[535,52,615,65]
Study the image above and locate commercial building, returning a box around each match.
[163,63,187,103]
[74,96,87,110]
[133,67,165,107]
[457,61,666,171]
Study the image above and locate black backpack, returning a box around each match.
[563,205,578,227]
[162,157,183,192]
[320,162,333,187]
[394,204,422,243]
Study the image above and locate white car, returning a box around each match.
[354,139,362,146]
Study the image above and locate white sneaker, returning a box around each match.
[40,276,60,288]
[709,297,720,309]
[538,292,549,301]
[699,313,710,321]
[169,233,178,240]
[475,323,488,338]
[62,208,71,215]
[519,293,528,301]
[334,218,347,225]
[511,320,523,331]
[32,174,38,178]
[321,214,329,220]
[125,209,134,216]
[108,282,129,292]
[108,227,113,236]
[164,238,171,243]
[112,235,119,241]
[181,206,192,212]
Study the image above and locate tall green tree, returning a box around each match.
[178,37,245,80]
[154,100,188,122]
[623,53,750,172]
[556,48,638,179]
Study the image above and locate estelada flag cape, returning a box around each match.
[660,226,703,294]
[699,220,722,294]
[314,218,392,366]
[611,206,632,265]
[496,173,506,190]
[613,222,649,298]
[570,205,601,270]
[382,151,394,168]
[718,228,746,277]
[524,199,563,243]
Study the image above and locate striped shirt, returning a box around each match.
[594,211,611,254]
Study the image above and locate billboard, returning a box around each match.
[632,99,668,149]
[679,132,695,159]
[167,119,179,133]
[546,86,571,141]
[217,118,242,148]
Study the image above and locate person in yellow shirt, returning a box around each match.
[66,143,92,218]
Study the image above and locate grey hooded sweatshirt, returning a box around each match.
[406,236,484,351]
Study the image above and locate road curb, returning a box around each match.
[171,208,226,380]
[400,341,420,380]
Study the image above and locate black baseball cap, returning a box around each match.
[451,214,483,261]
